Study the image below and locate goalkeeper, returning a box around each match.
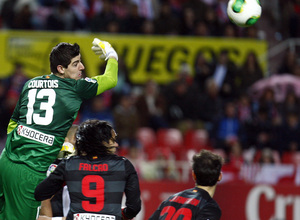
[0,38,118,220]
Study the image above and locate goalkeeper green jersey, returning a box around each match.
[4,59,118,172]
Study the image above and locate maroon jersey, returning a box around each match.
[35,155,141,220]
[149,187,221,220]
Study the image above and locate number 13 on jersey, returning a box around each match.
[26,89,56,125]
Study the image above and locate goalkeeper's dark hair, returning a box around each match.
[192,150,223,186]
[50,42,80,74]
[75,119,114,158]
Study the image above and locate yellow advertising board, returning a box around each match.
[0,30,267,84]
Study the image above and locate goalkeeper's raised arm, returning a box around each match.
[91,38,118,95]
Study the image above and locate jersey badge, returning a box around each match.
[84,77,97,83]
[47,164,58,177]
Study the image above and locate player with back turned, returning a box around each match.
[35,119,141,220]
[0,38,118,220]
[149,149,223,220]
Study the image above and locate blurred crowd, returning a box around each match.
[1,48,300,182]
[0,0,299,39]
[0,0,300,182]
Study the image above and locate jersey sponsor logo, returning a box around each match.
[84,77,97,83]
[74,213,115,220]
[28,80,59,88]
[169,196,200,206]
[79,163,108,172]
[17,125,54,146]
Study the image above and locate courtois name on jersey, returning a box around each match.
[28,80,59,88]
[17,125,54,146]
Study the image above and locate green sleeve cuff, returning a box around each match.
[7,119,17,134]
[92,59,118,95]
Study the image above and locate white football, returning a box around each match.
[227,0,262,27]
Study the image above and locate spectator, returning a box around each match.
[252,88,280,122]
[111,57,133,106]
[203,7,222,36]
[141,19,156,35]
[245,106,276,150]
[215,0,230,24]
[154,148,180,181]
[278,88,300,122]
[286,0,300,38]
[258,147,275,164]
[164,63,198,129]
[12,1,37,30]
[276,110,300,153]
[4,62,29,94]
[67,0,89,28]
[113,93,140,153]
[226,139,245,171]
[0,0,17,28]
[113,0,130,19]
[88,0,116,32]
[236,94,253,124]
[154,1,180,35]
[135,79,169,131]
[291,63,300,76]
[194,52,213,92]
[237,51,264,95]
[179,7,196,35]
[211,101,243,154]
[3,62,29,113]
[277,50,298,74]
[121,2,145,33]
[130,0,159,20]
[182,0,209,21]
[46,0,83,31]
[211,49,238,101]
[193,20,210,36]
[242,25,260,39]
[106,19,121,33]
[196,78,224,131]
[80,95,114,126]
[222,22,239,37]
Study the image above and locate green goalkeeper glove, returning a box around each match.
[92,38,118,61]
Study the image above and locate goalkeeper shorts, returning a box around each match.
[0,150,45,220]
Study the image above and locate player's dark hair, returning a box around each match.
[50,42,80,74]
[192,150,223,186]
[75,119,114,158]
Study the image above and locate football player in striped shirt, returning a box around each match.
[149,150,223,220]
[35,119,141,220]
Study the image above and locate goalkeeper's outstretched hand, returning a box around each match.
[92,38,118,61]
